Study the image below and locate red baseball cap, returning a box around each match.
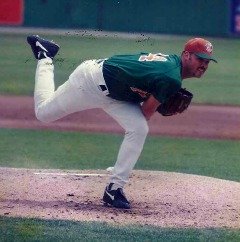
[184,38,217,63]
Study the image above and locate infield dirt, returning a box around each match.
[1,95,240,139]
[1,167,240,228]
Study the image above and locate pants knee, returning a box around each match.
[127,120,149,139]
[35,108,52,123]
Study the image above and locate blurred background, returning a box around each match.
[1,0,240,37]
[0,0,240,104]
[0,0,239,163]
[0,0,240,172]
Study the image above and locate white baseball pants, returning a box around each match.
[34,58,149,189]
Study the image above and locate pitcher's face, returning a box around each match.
[186,53,210,78]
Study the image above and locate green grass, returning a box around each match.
[1,216,240,242]
[1,32,240,104]
[1,128,240,182]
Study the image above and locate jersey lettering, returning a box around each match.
[130,87,150,99]
[138,53,168,62]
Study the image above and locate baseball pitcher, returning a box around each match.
[27,35,217,209]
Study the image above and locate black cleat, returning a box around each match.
[27,35,60,60]
[103,183,131,209]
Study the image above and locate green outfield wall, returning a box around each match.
[15,0,235,37]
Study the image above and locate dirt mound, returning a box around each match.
[1,167,240,228]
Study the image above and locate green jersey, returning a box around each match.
[102,52,182,103]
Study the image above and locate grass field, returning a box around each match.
[1,216,240,242]
[1,128,240,182]
[0,32,240,104]
[1,30,240,241]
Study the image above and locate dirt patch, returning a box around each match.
[1,95,240,139]
[0,167,240,228]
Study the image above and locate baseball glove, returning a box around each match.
[157,88,193,116]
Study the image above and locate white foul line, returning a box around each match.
[34,172,106,177]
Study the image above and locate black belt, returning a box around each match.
[96,59,106,64]
[99,84,108,92]
[99,84,110,97]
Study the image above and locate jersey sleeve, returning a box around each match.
[152,77,181,103]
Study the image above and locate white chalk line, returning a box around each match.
[34,172,107,177]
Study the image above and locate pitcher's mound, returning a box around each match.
[0,167,240,228]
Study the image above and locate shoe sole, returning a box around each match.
[27,35,60,59]
[103,192,131,209]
